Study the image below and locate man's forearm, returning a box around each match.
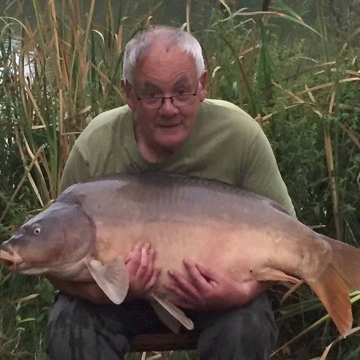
[47,277,112,304]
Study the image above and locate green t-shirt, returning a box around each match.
[60,99,295,217]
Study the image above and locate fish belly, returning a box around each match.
[92,215,307,303]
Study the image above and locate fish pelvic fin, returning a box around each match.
[87,257,129,304]
[321,235,360,290]
[148,293,194,333]
[308,264,352,337]
[280,279,305,305]
[251,267,302,284]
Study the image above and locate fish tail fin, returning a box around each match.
[308,264,352,337]
[321,235,360,290]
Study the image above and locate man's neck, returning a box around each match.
[136,138,173,163]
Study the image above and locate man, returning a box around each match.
[45,26,295,360]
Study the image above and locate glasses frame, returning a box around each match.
[133,88,198,109]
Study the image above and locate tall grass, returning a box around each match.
[0,0,360,359]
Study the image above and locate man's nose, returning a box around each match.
[158,98,179,116]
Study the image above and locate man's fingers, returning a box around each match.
[136,243,151,278]
[209,280,218,288]
[164,280,196,303]
[144,268,161,292]
[143,248,156,285]
[124,253,132,264]
[195,262,220,283]
[167,270,200,300]
[171,298,198,310]
[126,242,143,272]
[133,241,143,252]
[140,243,151,266]
[132,241,143,261]
[183,260,211,289]
[144,248,156,284]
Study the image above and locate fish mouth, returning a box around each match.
[0,247,24,270]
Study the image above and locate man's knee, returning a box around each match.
[45,294,130,360]
[196,294,277,359]
[222,306,277,356]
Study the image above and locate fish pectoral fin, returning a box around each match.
[148,293,194,333]
[87,257,129,305]
[308,265,352,337]
[251,267,302,284]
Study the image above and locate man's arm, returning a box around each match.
[59,146,91,193]
[240,127,296,218]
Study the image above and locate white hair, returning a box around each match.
[122,26,205,83]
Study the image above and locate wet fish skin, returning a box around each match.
[1,172,360,336]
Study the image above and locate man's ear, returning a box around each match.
[121,80,136,110]
[198,71,207,102]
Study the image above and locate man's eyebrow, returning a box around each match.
[142,81,162,90]
[173,76,191,87]
[141,76,191,91]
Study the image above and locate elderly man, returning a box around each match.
[45,26,295,360]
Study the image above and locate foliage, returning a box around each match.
[0,0,360,359]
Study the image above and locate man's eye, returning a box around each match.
[177,89,186,95]
[146,92,159,98]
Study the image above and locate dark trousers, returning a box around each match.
[45,292,277,360]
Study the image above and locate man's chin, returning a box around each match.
[156,133,188,150]
[155,128,189,148]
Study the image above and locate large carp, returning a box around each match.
[1,172,360,335]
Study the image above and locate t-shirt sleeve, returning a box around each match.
[240,126,296,218]
[59,146,90,193]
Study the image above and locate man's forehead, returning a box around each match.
[138,43,196,69]
[146,42,184,56]
[141,75,191,88]
[132,43,198,88]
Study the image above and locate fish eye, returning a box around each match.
[34,227,41,235]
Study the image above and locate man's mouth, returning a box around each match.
[158,123,181,128]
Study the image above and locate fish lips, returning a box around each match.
[0,244,24,270]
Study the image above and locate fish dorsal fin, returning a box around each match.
[148,293,194,333]
[87,258,129,304]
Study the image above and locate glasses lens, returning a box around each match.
[141,98,163,109]
[173,94,196,107]
[140,94,196,109]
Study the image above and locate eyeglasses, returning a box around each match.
[134,90,198,109]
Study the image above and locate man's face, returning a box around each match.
[123,43,207,157]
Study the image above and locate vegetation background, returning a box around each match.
[0,0,359,359]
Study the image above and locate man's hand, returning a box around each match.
[164,259,268,311]
[124,242,161,301]
[47,242,160,304]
